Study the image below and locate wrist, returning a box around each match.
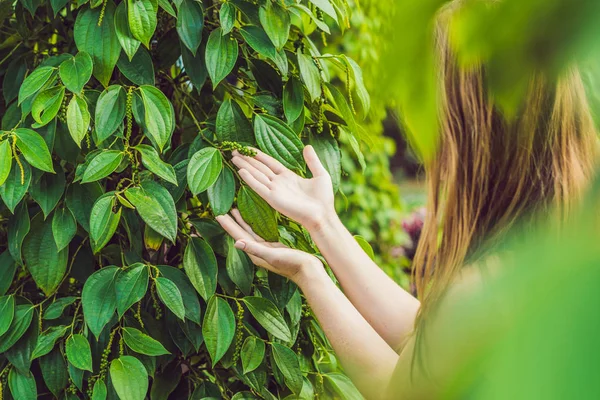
[291,257,329,289]
[304,207,339,235]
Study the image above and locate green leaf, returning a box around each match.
[205,28,239,88]
[157,265,202,324]
[187,147,223,195]
[0,252,17,296]
[90,193,122,253]
[18,66,56,105]
[139,85,175,151]
[323,373,363,400]
[43,296,77,320]
[243,297,291,341]
[271,342,303,395]
[158,0,175,16]
[82,266,119,338]
[52,206,77,252]
[92,378,108,400]
[0,304,34,352]
[0,140,12,186]
[283,76,304,123]
[215,99,254,144]
[226,238,254,295]
[202,296,235,366]
[309,133,341,192]
[74,3,121,87]
[31,325,68,359]
[59,52,93,94]
[3,59,27,104]
[134,144,177,184]
[8,367,37,400]
[0,156,31,213]
[95,85,126,143]
[114,1,141,61]
[14,128,54,173]
[259,2,290,50]
[50,0,69,16]
[29,167,66,218]
[124,180,177,242]
[66,95,91,146]
[208,166,235,216]
[40,348,69,398]
[128,0,158,48]
[184,237,218,301]
[177,0,204,56]
[181,44,208,91]
[237,186,278,242]
[155,276,186,320]
[66,182,104,233]
[354,235,375,260]
[117,47,155,85]
[115,263,149,317]
[240,26,277,60]
[23,214,68,296]
[110,356,148,400]
[307,0,337,22]
[241,336,265,374]
[254,114,304,171]
[297,52,322,102]
[82,150,124,183]
[342,55,370,116]
[7,203,29,265]
[0,295,15,337]
[31,86,65,127]
[65,334,93,372]
[220,2,235,35]
[122,327,170,356]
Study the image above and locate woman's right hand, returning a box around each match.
[231,146,335,232]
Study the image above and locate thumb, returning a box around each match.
[304,145,328,177]
[235,240,273,262]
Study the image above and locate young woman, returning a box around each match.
[216,4,598,399]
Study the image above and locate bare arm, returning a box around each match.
[230,147,420,350]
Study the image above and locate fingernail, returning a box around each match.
[234,241,246,250]
[232,150,240,156]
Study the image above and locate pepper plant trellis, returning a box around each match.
[0,0,371,398]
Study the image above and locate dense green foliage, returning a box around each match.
[0,0,371,398]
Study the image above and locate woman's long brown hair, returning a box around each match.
[412,2,599,331]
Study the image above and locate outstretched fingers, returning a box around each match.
[304,145,328,177]
[232,156,271,187]
[231,208,263,242]
[251,149,289,175]
[238,169,270,198]
[215,214,254,242]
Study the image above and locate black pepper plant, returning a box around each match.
[0,0,370,398]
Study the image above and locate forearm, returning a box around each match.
[296,263,399,399]
[307,212,420,350]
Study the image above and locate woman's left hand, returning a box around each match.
[216,209,323,285]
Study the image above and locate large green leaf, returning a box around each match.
[31,325,68,359]
[66,95,91,146]
[241,336,265,374]
[81,150,125,183]
[215,98,254,144]
[128,0,158,47]
[123,327,170,356]
[0,156,31,213]
[114,1,141,61]
[5,316,38,376]
[23,214,68,296]
[220,2,235,35]
[207,166,235,216]
[259,2,290,50]
[92,379,108,400]
[124,180,177,242]
[74,3,121,87]
[8,368,37,400]
[237,186,278,242]
[243,296,291,341]
[297,51,321,102]
[205,28,239,88]
[226,238,254,295]
[202,296,235,366]
[307,0,337,22]
[240,26,277,60]
[323,373,364,400]
[0,139,12,186]
[181,44,208,91]
[117,47,155,85]
[0,304,34,353]
[310,133,341,192]
[31,86,65,127]
[66,182,104,233]
[115,263,149,317]
[187,147,223,195]
[43,296,77,320]
[253,114,305,171]
[7,202,30,265]
[271,342,303,395]
[95,85,126,143]
[155,276,186,320]
[0,295,15,337]
[283,76,305,123]
[110,356,148,400]
[14,128,54,173]
[18,66,56,105]
[40,347,69,397]
[81,266,119,338]
[59,52,93,94]
[138,85,174,151]
[134,144,177,184]
[157,265,202,324]
[183,237,218,301]
[29,167,66,218]
[65,334,93,372]
[89,193,122,253]
[176,0,204,56]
